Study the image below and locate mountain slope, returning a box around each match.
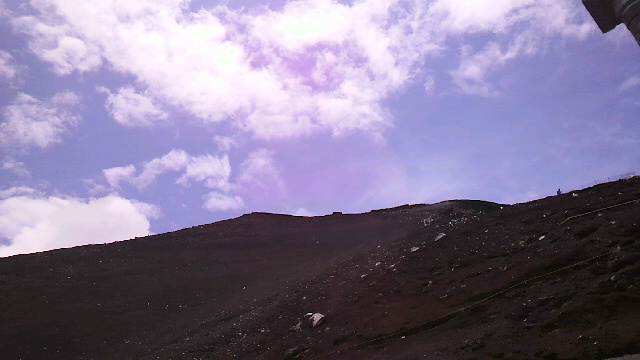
[146,177,640,360]
[1,177,639,360]
[1,202,480,359]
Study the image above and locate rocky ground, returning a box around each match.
[1,177,639,360]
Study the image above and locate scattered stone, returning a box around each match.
[435,233,446,241]
[284,344,311,360]
[604,354,640,360]
[471,339,486,351]
[290,320,302,332]
[411,247,420,252]
[306,313,325,328]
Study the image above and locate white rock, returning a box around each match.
[305,313,325,328]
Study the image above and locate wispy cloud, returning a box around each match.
[177,154,233,191]
[237,148,284,191]
[11,14,101,75]
[97,86,168,127]
[213,135,239,152]
[443,0,594,96]
[619,76,640,92]
[423,73,436,95]
[101,147,290,212]
[0,91,81,150]
[231,148,286,207]
[429,0,593,37]
[103,149,232,191]
[103,165,137,190]
[450,41,524,97]
[1,157,30,177]
[293,207,315,216]
[0,186,40,199]
[202,191,244,212]
[0,50,18,79]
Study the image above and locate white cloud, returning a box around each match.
[0,91,81,149]
[619,76,640,92]
[11,0,593,140]
[11,0,439,140]
[293,207,315,217]
[103,149,233,191]
[103,164,137,189]
[82,178,110,195]
[102,149,303,211]
[134,149,191,189]
[435,0,593,95]
[429,0,592,37]
[213,135,238,152]
[0,50,18,79]
[429,0,528,33]
[202,191,244,211]
[450,41,523,97]
[250,0,353,54]
[423,74,436,95]
[97,86,168,127]
[0,186,40,199]
[177,154,232,191]
[2,157,30,177]
[237,148,283,190]
[102,150,243,211]
[0,191,159,257]
[11,13,102,75]
[231,148,285,206]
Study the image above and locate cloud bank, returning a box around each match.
[0,188,159,257]
[9,0,593,140]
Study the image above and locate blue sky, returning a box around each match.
[0,0,638,257]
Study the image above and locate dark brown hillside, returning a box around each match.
[143,177,640,360]
[1,177,639,360]
[0,203,467,359]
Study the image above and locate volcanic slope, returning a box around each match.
[0,201,476,359]
[1,177,640,360]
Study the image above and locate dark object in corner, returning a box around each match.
[582,0,640,45]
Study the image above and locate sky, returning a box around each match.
[0,0,638,257]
